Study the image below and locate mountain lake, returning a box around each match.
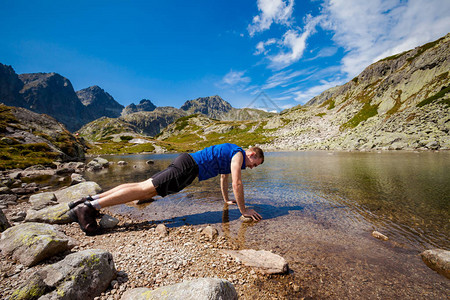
[84,151,450,298]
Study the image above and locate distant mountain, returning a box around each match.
[120,107,186,137]
[0,63,26,108]
[18,72,92,132]
[180,95,233,119]
[76,85,124,119]
[122,99,156,116]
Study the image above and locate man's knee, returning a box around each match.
[138,178,157,196]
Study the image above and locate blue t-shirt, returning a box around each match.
[190,143,246,181]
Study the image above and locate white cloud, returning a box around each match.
[266,15,322,70]
[222,70,251,86]
[248,0,294,36]
[254,38,277,55]
[263,69,307,89]
[320,0,450,78]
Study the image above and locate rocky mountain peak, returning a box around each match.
[0,63,25,108]
[180,95,233,119]
[121,99,156,116]
[76,85,124,119]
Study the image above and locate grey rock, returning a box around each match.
[0,193,18,205]
[223,249,289,274]
[11,249,115,299]
[29,192,57,210]
[87,157,110,171]
[117,161,128,165]
[53,181,102,204]
[100,214,120,229]
[420,249,450,279]
[0,222,73,267]
[25,203,73,224]
[0,207,11,232]
[155,224,168,237]
[202,226,218,241]
[121,278,237,300]
[70,173,86,185]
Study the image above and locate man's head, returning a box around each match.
[245,146,264,169]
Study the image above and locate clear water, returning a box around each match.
[84,151,449,251]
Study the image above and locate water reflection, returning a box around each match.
[84,151,450,250]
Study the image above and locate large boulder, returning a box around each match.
[121,278,237,300]
[0,222,74,267]
[10,249,115,300]
[0,207,11,231]
[28,181,102,209]
[420,249,450,279]
[222,249,289,274]
[25,203,73,224]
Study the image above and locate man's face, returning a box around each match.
[246,152,263,169]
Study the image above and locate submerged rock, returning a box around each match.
[11,249,115,299]
[0,222,74,267]
[372,230,389,241]
[420,249,450,279]
[121,278,237,300]
[223,249,289,274]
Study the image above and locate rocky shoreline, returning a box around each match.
[1,160,449,299]
[0,162,296,300]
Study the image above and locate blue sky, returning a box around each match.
[1,0,449,110]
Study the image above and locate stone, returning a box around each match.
[87,157,110,171]
[70,173,86,185]
[202,226,218,241]
[11,249,115,299]
[0,222,74,267]
[54,181,102,204]
[100,214,120,229]
[223,249,289,274]
[239,215,254,223]
[25,203,73,224]
[29,192,57,210]
[0,207,11,232]
[117,161,128,165]
[121,278,237,300]
[420,249,450,279]
[372,231,389,241]
[0,194,18,205]
[156,224,169,237]
[146,160,155,164]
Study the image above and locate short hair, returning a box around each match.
[249,146,264,164]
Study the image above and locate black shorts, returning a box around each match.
[151,153,199,197]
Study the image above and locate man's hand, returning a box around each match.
[242,208,262,221]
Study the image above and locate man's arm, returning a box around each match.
[220,174,236,204]
[230,152,262,221]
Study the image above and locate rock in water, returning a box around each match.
[121,278,237,300]
[0,222,74,267]
[10,249,115,299]
[420,249,450,279]
[372,231,389,241]
[222,249,289,274]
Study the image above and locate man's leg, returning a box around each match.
[69,178,158,235]
[96,178,158,208]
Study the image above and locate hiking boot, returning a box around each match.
[68,201,99,235]
[68,195,94,209]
